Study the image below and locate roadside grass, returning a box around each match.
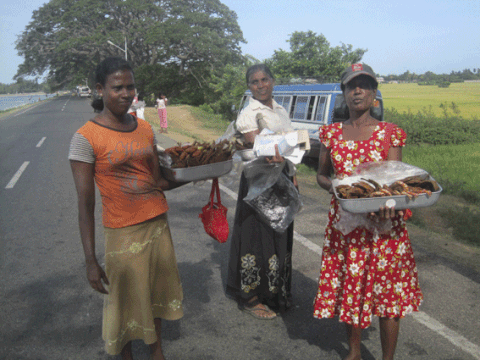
[403,143,480,202]
[190,105,230,131]
[144,106,206,141]
[403,143,480,246]
[379,82,480,119]
[144,105,228,142]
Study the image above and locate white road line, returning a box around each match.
[218,180,480,359]
[413,311,480,359]
[5,161,30,189]
[294,232,323,255]
[36,137,46,148]
[218,182,238,200]
[62,97,70,111]
[13,103,41,117]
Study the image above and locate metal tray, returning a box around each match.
[237,149,255,161]
[160,160,233,182]
[334,181,442,213]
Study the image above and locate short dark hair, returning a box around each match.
[91,57,134,111]
[95,57,133,86]
[245,64,275,85]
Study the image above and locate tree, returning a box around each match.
[205,54,261,120]
[15,0,245,93]
[266,31,367,83]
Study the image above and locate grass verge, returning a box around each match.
[190,105,230,131]
[403,143,480,203]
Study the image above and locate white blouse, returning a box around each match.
[236,98,292,134]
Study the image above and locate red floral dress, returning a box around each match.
[313,122,423,329]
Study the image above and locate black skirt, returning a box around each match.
[226,172,294,313]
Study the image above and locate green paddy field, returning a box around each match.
[379,82,480,119]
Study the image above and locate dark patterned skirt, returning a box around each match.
[226,172,294,313]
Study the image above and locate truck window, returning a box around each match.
[306,96,316,120]
[314,95,328,122]
[291,95,310,121]
[273,95,292,112]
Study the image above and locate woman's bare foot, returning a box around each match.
[245,302,276,319]
[243,297,277,319]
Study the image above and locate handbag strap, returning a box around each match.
[382,122,396,159]
[209,178,221,205]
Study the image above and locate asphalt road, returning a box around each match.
[1,96,479,360]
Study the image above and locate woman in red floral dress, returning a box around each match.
[313,64,423,360]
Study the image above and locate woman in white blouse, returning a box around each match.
[226,64,297,320]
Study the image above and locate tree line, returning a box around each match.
[382,69,480,86]
[0,79,50,95]
[12,0,479,119]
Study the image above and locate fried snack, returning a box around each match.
[164,140,235,168]
[335,178,440,200]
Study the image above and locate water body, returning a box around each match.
[0,94,57,111]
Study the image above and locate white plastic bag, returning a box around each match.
[332,206,392,235]
[242,158,301,232]
[336,160,429,187]
[245,172,302,233]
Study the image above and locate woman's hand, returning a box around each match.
[266,144,284,164]
[86,259,109,294]
[368,206,404,221]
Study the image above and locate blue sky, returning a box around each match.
[1,0,479,84]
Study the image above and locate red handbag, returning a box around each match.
[199,178,229,243]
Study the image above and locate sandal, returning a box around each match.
[242,299,277,320]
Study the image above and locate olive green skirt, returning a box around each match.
[102,213,183,355]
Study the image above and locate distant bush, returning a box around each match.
[385,107,480,145]
[199,103,215,114]
[438,205,480,246]
[417,81,452,87]
[417,81,436,86]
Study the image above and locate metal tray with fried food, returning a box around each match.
[160,160,233,182]
[333,176,442,213]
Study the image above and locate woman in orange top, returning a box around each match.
[69,57,185,360]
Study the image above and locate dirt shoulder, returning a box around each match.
[145,105,219,144]
[147,104,480,275]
